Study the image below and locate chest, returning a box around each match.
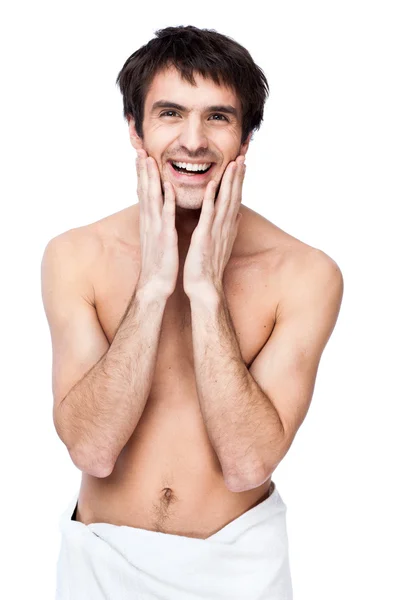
[93,244,281,377]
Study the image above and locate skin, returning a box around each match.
[128,65,251,249]
[48,64,343,538]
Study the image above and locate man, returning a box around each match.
[42,25,343,599]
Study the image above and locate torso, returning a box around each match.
[74,202,312,538]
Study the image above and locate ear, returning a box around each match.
[127,115,144,152]
[239,132,252,157]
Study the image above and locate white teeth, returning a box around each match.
[171,161,211,172]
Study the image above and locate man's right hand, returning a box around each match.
[135,149,179,299]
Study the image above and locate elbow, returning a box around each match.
[70,446,114,478]
[224,431,287,493]
[85,462,114,479]
[53,406,115,478]
[224,462,269,493]
[225,477,260,493]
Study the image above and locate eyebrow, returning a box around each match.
[151,100,239,118]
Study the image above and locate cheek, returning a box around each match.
[214,126,241,144]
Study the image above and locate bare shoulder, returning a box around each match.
[42,222,103,306]
[279,244,344,317]
[42,205,140,304]
[238,204,344,309]
[241,204,342,266]
[52,205,138,250]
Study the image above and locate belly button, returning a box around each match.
[161,487,178,505]
[162,487,173,500]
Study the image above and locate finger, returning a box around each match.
[136,151,149,234]
[136,151,149,198]
[146,156,164,219]
[137,148,148,159]
[213,161,237,228]
[162,181,176,232]
[197,180,217,232]
[227,158,246,222]
[235,211,242,238]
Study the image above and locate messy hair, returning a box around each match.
[115,25,269,145]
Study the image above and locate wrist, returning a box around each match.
[187,282,223,306]
[135,282,170,305]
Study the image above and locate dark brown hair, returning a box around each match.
[115,25,269,145]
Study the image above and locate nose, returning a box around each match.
[177,114,208,155]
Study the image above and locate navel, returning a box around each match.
[162,487,173,501]
[160,487,178,506]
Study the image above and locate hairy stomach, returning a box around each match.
[76,394,271,538]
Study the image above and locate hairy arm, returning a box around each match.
[41,230,168,477]
[189,249,344,492]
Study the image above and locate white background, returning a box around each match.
[1,1,399,598]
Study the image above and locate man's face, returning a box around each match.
[130,66,250,210]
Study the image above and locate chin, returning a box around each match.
[174,192,205,209]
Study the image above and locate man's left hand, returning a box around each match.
[183,155,246,299]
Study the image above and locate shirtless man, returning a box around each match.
[43,25,343,600]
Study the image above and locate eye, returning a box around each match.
[159,111,228,121]
[160,110,179,117]
[209,114,228,121]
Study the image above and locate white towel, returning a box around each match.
[55,480,293,599]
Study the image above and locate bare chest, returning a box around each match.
[77,222,292,535]
[90,245,281,508]
[93,246,281,379]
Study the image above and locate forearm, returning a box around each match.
[189,289,284,491]
[58,285,168,476]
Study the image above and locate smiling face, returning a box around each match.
[128,66,251,212]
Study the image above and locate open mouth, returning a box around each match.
[167,160,215,181]
[170,162,213,175]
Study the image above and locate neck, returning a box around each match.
[175,204,202,238]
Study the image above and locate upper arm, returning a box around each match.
[41,231,110,433]
[248,249,344,465]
